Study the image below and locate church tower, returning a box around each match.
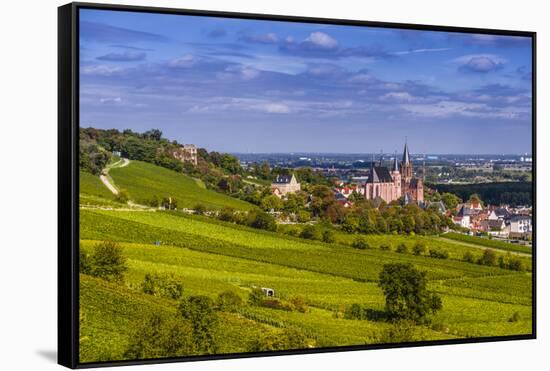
[400,141,413,190]
[392,154,402,200]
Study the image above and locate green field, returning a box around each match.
[441,232,532,255]
[277,223,532,270]
[108,161,256,211]
[79,209,533,363]
[79,171,124,208]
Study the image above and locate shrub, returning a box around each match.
[507,256,525,271]
[216,291,243,311]
[282,225,300,237]
[288,296,309,313]
[83,241,128,282]
[322,229,336,243]
[477,249,497,266]
[498,254,525,271]
[352,237,370,250]
[262,299,294,311]
[344,303,365,320]
[378,320,417,343]
[378,263,442,323]
[248,287,266,306]
[299,225,320,240]
[194,203,207,215]
[179,296,219,353]
[429,248,449,259]
[116,189,129,204]
[124,314,195,359]
[509,311,521,323]
[145,195,161,208]
[462,251,475,263]
[217,207,235,222]
[141,273,184,300]
[79,248,92,275]
[297,210,311,223]
[161,196,177,210]
[247,210,277,231]
[249,327,309,352]
[412,242,426,256]
[396,243,408,254]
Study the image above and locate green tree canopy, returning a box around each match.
[378,263,442,323]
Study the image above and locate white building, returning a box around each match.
[172,144,198,166]
[509,215,532,237]
[453,215,470,229]
[271,174,301,198]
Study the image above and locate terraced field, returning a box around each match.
[79,209,533,362]
[108,161,256,211]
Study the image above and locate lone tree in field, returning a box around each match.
[179,296,219,354]
[80,241,128,282]
[378,263,442,323]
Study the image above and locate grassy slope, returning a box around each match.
[80,209,532,362]
[80,274,274,363]
[79,171,125,208]
[441,232,532,255]
[278,224,532,269]
[108,161,255,211]
[81,210,516,282]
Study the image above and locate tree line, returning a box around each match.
[432,182,532,206]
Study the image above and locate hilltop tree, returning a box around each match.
[142,129,163,141]
[378,263,442,323]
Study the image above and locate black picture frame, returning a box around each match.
[58,2,537,368]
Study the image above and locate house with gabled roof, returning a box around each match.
[271,174,301,198]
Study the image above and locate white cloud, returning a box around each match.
[221,65,261,80]
[452,54,506,73]
[81,65,126,76]
[240,67,260,80]
[400,100,527,119]
[380,92,415,102]
[305,32,338,49]
[99,97,122,104]
[392,48,451,56]
[168,54,196,68]
[348,73,375,84]
[264,103,290,114]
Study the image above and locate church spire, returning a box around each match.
[402,139,410,164]
[393,151,399,172]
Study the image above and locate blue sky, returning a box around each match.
[79,9,533,154]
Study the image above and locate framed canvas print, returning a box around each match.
[58,2,536,368]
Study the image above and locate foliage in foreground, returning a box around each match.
[378,263,442,323]
[80,241,127,282]
[179,296,219,353]
[124,314,195,360]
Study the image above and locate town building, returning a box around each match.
[363,142,424,204]
[271,174,301,198]
[509,215,532,239]
[172,144,198,166]
[480,219,507,237]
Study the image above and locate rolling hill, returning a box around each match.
[82,160,256,211]
[109,160,256,211]
[79,209,532,362]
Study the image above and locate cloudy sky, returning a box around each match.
[79,9,533,154]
